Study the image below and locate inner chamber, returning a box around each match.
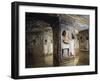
[25,13,55,68]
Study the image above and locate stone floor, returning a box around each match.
[44,50,89,67]
[30,54,53,68]
[77,51,89,65]
[60,51,89,66]
[28,50,89,68]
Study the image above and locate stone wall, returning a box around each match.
[59,15,79,58]
[79,29,89,51]
[25,13,60,67]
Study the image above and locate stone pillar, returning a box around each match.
[52,17,60,66]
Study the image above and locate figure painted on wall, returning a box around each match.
[62,30,70,57]
[69,33,75,57]
[62,30,69,44]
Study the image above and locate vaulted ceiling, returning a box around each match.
[60,14,89,31]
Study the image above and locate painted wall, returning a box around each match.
[43,30,53,55]
[79,30,89,51]
[26,17,53,67]
[60,15,79,57]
